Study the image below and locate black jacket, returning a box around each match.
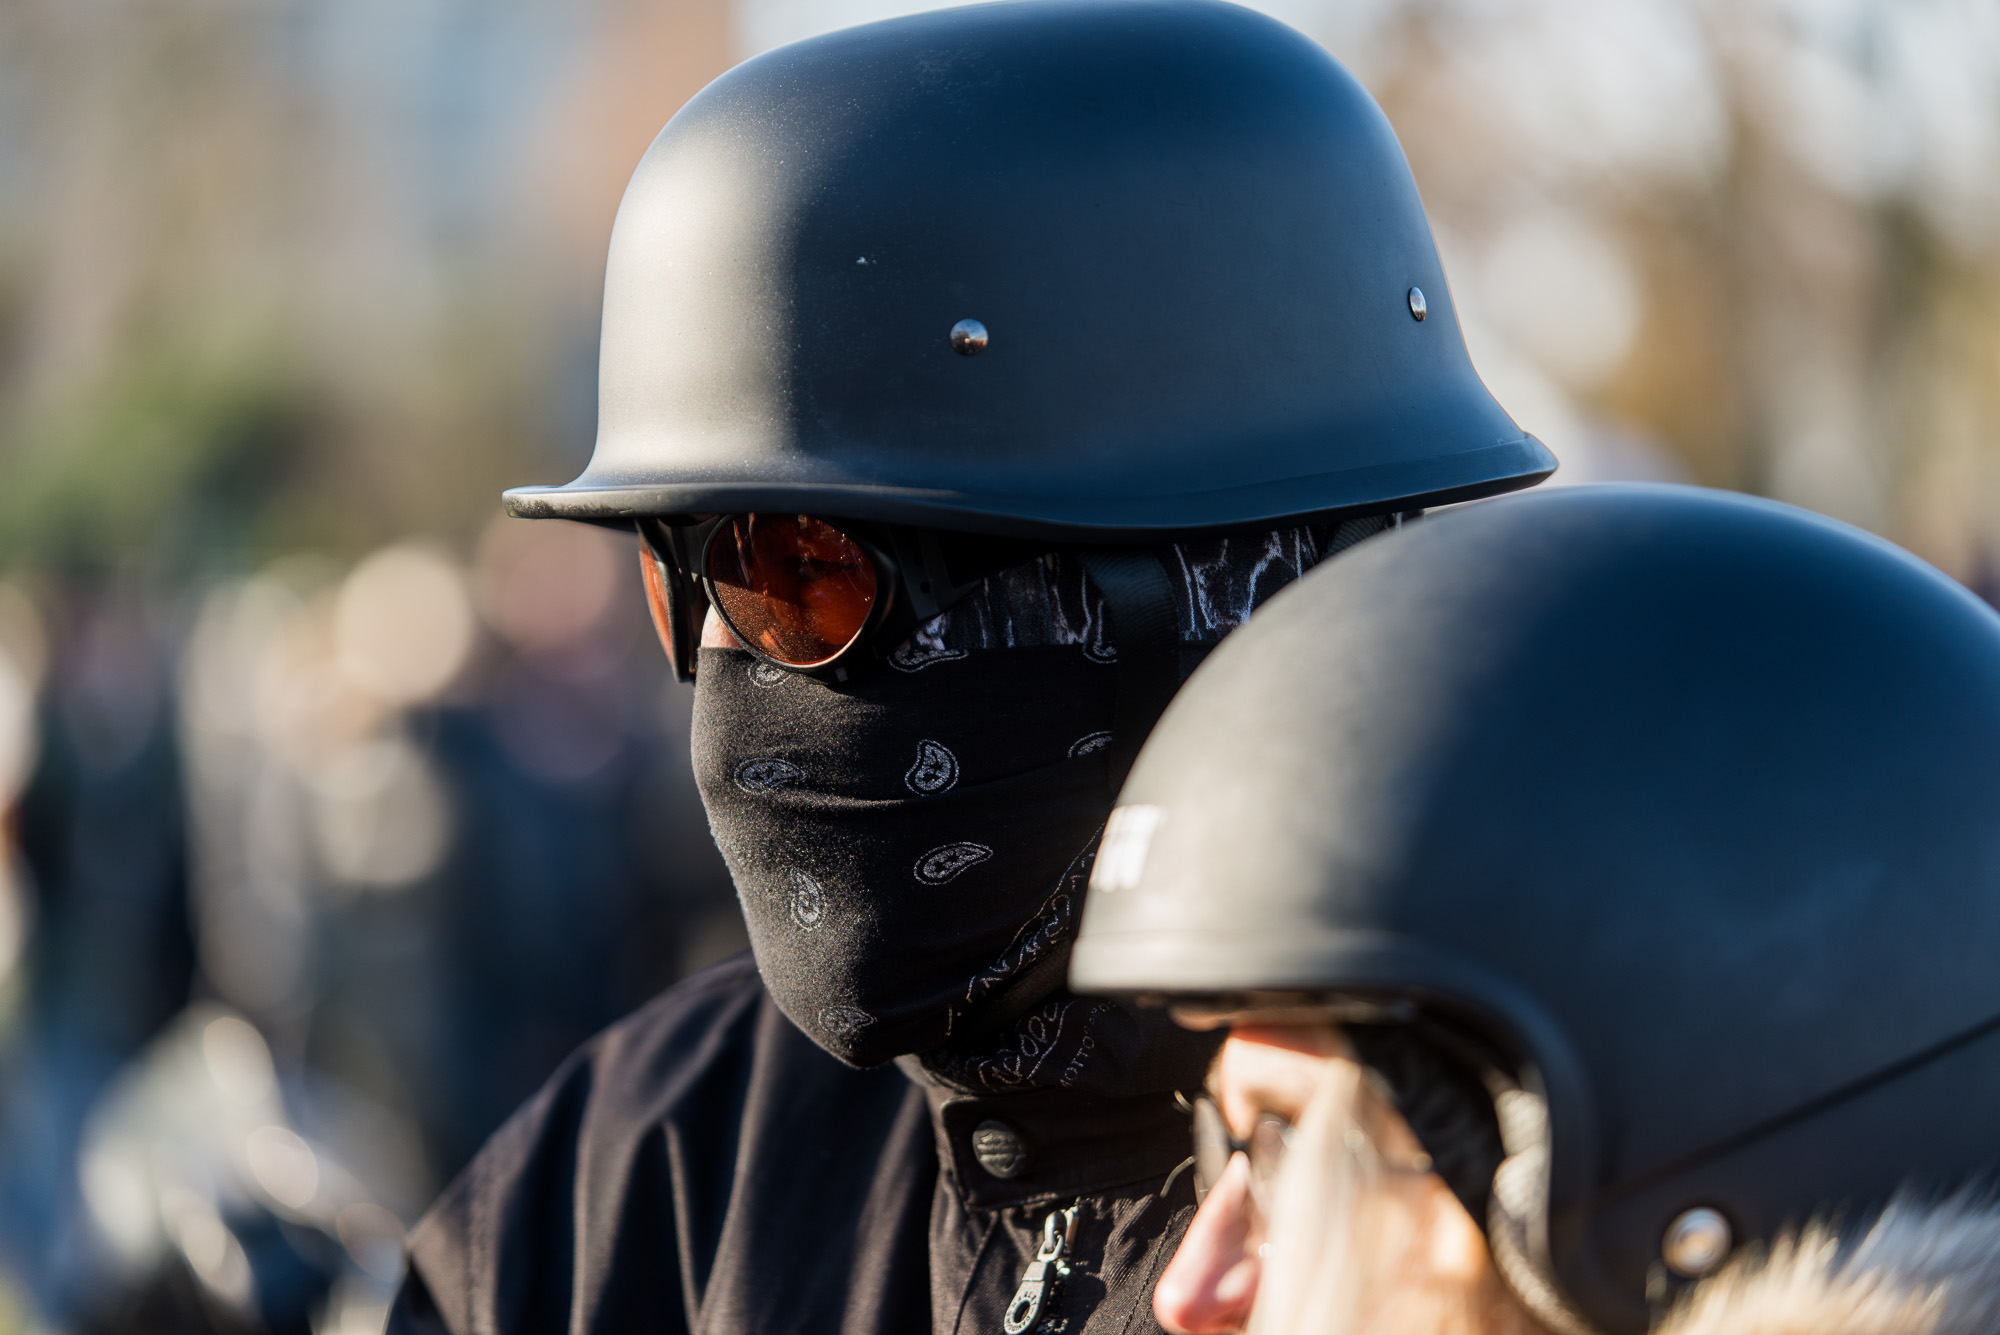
[388,954,1203,1335]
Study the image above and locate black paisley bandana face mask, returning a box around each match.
[691,523,1387,1070]
[696,644,1115,1065]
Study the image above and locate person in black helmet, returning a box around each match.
[1070,483,2000,1335]
[388,3,1550,1332]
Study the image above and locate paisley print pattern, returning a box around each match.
[734,757,804,793]
[904,740,959,794]
[1068,731,1112,759]
[787,869,827,931]
[914,842,993,885]
[819,1005,874,1038]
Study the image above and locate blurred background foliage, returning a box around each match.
[0,0,1995,1331]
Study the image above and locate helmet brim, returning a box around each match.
[503,433,1555,539]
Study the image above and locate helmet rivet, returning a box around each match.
[950,318,989,355]
[1661,1207,1732,1278]
[1407,286,1427,322]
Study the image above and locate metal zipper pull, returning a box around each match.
[1003,1205,1078,1335]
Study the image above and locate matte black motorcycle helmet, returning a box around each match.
[505,0,1550,537]
[1071,484,2000,1333]
[501,0,1553,696]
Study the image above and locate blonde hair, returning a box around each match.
[1245,1051,2000,1335]
[1244,1057,1374,1335]
[1248,1056,1506,1335]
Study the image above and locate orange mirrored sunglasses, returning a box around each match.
[638,514,1043,683]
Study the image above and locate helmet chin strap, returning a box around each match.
[1077,550,1183,796]
[1486,1085,1604,1335]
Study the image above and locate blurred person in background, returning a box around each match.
[0,0,746,1327]
[0,526,738,1334]
[0,580,198,1325]
[103,519,735,1334]
[388,2,1556,1333]
[1072,484,2000,1335]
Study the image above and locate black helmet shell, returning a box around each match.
[1070,484,2000,1330]
[505,0,1552,537]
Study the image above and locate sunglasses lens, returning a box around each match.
[639,538,690,679]
[706,514,878,667]
[1245,1114,1292,1213]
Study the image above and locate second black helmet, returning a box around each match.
[1073,485,2000,1332]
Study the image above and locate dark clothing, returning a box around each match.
[389,954,1202,1335]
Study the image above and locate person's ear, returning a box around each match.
[1155,1153,1262,1334]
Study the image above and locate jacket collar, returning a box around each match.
[896,1061,1204,1210]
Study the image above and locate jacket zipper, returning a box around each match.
[1002,1203,1080,1334]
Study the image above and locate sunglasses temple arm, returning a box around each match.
[640,518,709,684]
[674,552,711,684]
[889,528,1001,624]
